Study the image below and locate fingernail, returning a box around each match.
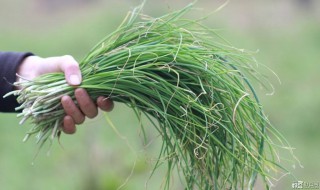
[69,74,81,85]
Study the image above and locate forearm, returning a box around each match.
[0,52,33,112]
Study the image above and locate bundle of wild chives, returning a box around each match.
[6,3,292,189]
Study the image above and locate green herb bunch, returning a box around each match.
[6,3,292,189]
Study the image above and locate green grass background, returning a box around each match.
[0,0,319,189]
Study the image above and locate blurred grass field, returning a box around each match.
[1,0,320,189]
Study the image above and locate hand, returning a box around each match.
[17,55,114,134]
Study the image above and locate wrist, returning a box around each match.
[15,56,41,89]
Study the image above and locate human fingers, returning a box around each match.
[62,115,76,134]
[97,96,114,112]
[74,88,98,119]
[56,55,82,86]
[61,95,85,124]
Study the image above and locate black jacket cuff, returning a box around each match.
[0,52,34,112]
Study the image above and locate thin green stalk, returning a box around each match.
[6,3,295,190]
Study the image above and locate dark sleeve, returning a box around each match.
[0,52,33,112]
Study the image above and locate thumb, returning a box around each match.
[58,55,82,86]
